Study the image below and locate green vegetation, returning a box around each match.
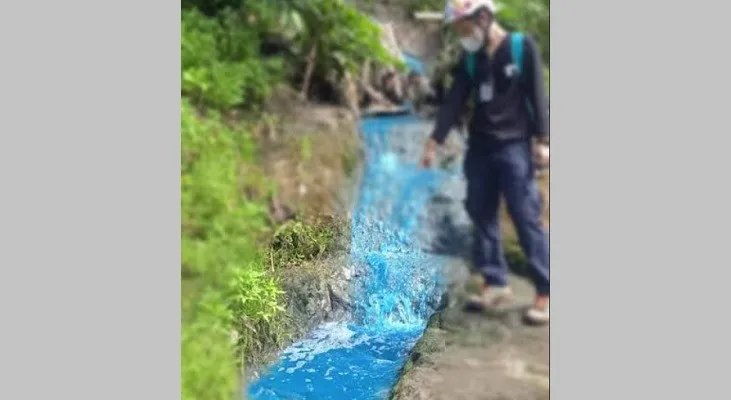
[181,1,397,399]
[497,0,550,64]
[271,216,349,268]
[181,98,282,400]
[181,0,398,109]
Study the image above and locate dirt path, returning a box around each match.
[390,132,550,400]
[390,260,549,400]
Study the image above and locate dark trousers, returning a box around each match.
[463,139,550,295]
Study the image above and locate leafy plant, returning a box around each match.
[181,8,284,110]
[275,0,404,95]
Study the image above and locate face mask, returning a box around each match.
[459,28,484,53]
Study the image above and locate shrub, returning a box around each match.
[285,0,403,77]
[182,1,400,109]
[181,8,284,109]
[271,216,347,268]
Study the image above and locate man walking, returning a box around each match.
[420,0,550,324]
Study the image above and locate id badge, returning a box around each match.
[479,82,493,102]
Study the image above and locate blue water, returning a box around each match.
[247,71,455,399]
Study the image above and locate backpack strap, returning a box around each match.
[510,32,535,118]
[467,33,523,79]
[510,32,525,75]
[465,52,477,80]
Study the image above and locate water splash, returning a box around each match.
[247,114,455,399]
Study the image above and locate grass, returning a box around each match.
[181,98,284,400]
[181,90,362,399]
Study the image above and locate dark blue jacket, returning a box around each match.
[431,34,549,148]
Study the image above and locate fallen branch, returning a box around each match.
[300,44,318,100]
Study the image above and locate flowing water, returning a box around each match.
[247,57,459,399]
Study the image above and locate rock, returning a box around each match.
[327,282,352,319]
[277,255,355,339]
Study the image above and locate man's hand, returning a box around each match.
[420,138,438,168]
[533,142,549,167]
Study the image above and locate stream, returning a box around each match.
[246,56,463,400]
